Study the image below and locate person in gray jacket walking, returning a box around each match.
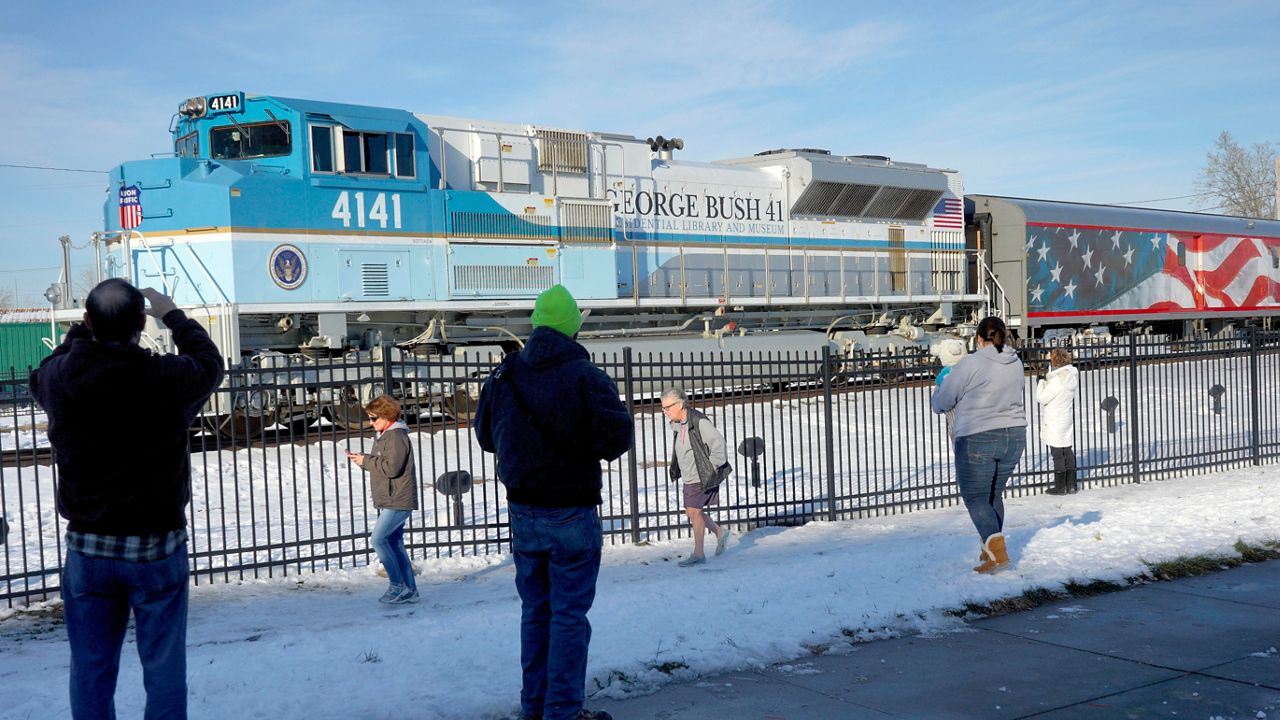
[931,317,1027,574]
[347,394,419,604]
[663,388,731,567]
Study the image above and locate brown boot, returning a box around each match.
[974,533,1010,574]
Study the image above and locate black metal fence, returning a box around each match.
[3,330,1279,607]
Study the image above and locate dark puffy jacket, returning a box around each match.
[473,327,633,507]
[29,311,224,535]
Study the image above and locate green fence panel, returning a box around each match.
[0,322,53,372]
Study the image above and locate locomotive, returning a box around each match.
[58,91,981,367]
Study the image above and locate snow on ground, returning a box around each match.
[0,466,1275,720]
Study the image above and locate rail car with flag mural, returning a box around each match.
[62,91,983,368]
[969,195,1280,338]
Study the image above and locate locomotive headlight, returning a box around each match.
[179,96,207,118]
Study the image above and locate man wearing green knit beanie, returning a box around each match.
[530,284,583,338]
[475,280,630,720]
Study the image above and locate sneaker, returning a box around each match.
[677,555,706,568]
[576,711,613,720]
[715,528,732,556]
[392,586,420,604]
[1045,487,1069,495]
[378,583,404,604]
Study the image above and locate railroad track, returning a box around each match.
[0,380,912,468]
[3,343,1264,469]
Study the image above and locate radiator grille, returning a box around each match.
[362,264,389,297]
[791,182,942,221]
[453,264,556,293]
[536,129,589,174]
[451,211,557,240]
[894,188,947,221]
[559,201,614,243]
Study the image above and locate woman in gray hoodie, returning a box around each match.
[931,317,1027,573]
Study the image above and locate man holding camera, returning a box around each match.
[30,279,223,719]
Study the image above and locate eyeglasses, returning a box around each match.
[660,402,681,412]
[367,416,379,422]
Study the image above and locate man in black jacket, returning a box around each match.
[474,284,632,720]
[30,279,224,719]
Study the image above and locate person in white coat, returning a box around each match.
[1036,348,1079,494]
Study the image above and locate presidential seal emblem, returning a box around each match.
[269,244,307,290]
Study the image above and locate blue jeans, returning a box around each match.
[62,545,189,720]
[371,509,415,590]
[509,502,603,720]
[955,427,1026,541]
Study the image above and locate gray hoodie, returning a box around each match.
[931,344,1027,439]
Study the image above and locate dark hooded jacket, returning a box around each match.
[473,326,633,507]
[29,311,224,535]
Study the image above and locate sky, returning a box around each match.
[1,0,1278,306]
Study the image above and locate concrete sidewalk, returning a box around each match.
[595,560,1280,719]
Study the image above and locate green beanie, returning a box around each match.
[530,284,582,338]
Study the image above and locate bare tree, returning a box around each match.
[1195,131,1277,218]
[0,285,13,311]
[74,266,98,302]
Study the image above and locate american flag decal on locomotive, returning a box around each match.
[931,196,963,229]
[1026,224,1280,316]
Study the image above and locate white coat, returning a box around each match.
[1035,364,1079,447]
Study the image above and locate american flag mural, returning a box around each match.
[931,196,963,229]
[119,184,142,230]
[1026,223,1280,317]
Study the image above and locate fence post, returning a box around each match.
[1250,325,1261,466]
[1128,334,1141,483]
[822,345,838,521]
[623,347,641,544]
[380,341,394,397]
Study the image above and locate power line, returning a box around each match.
[1191,191,1279,214]
[0,163,108,174]
[1111,192,1203,205]
[1114,179,1277,206]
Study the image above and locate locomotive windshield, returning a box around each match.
[210,121,291,160]
[175,131,199,158]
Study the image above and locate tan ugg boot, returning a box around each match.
[974,533,1010,574]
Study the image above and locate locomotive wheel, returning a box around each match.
[277,412,319,436]
[442,388,476,421]
[208,409,276,441]
[324,385,368,431]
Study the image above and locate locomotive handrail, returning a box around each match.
[976,249,1013,319]
[183,241,236,369]
[134,230,176,297]
[431,125,628,202]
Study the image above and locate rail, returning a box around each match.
[977,248,1014,319]
[626,245,977,307]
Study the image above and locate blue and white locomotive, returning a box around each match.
[86,91,981,364]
